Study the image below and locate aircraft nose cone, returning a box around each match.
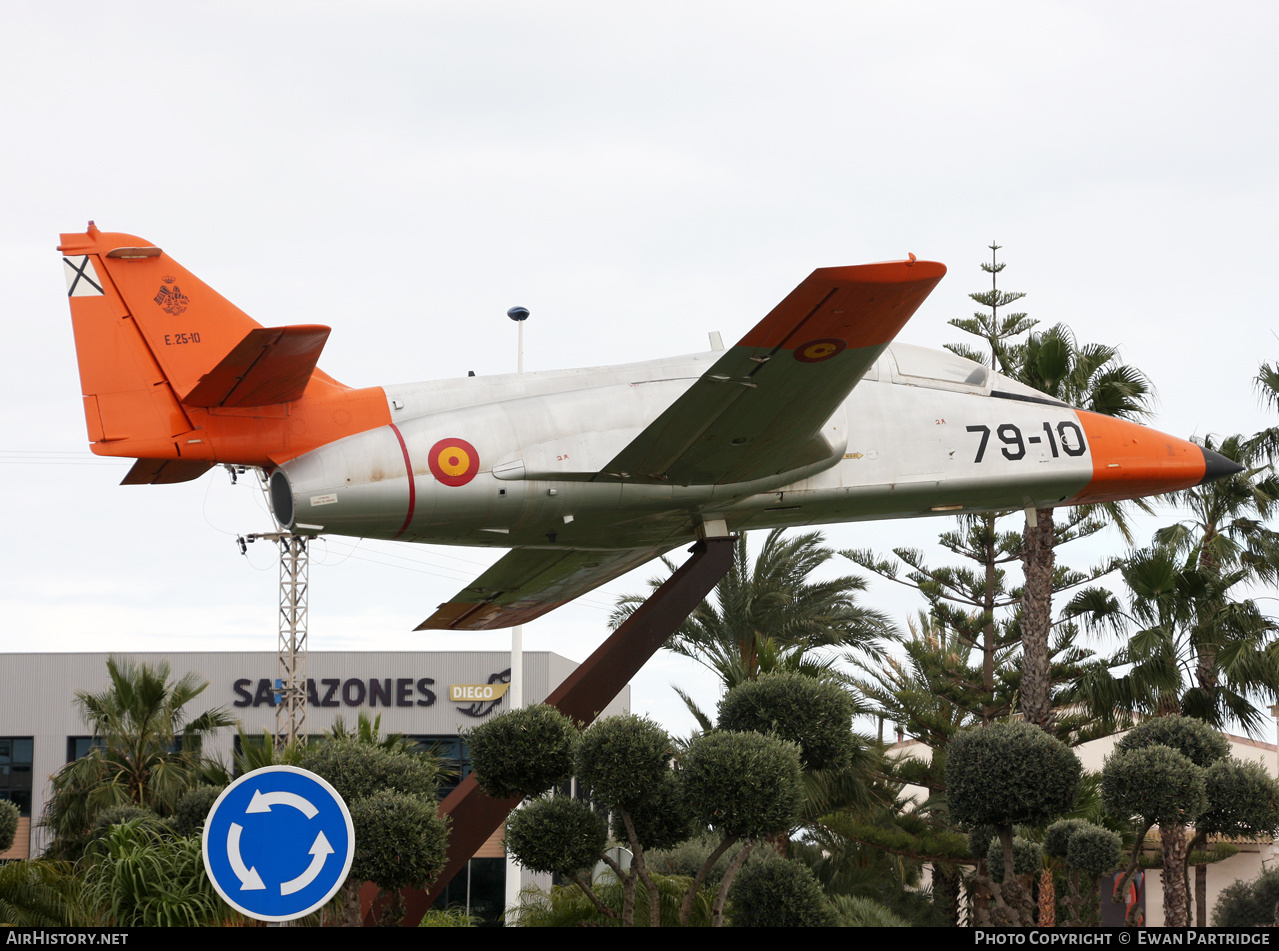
[1199,446,1245,485]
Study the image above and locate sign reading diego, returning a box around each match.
[202,766,355,922]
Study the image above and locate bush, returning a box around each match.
[349,790,449,891]
[170,785,224,837]
[1044,819,1089,860]
[985,836,1042,880]
[1213,867,1279,927]
[1102,745,1206,827]
[0,800,19,853]
[462,706,578,800]
[613,773,694,851]
[299,740,441,803]
[727,854,837,927]
[1044,819,1122,875]
[829,893,912,927]
[681,731,803,839]
[1197,758,1279,839]
[504,796,607,876]
[947,722,1081,828]
[1115,715,1229,768]
[417,906,477,927]
[577,715,672,809]
[716,672,857,771]
[1066,824,1124,876]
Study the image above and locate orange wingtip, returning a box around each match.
[739,260,946,352]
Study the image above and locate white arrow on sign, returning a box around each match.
[246,789,319,819]
[227,823,266,891]
[280,831,334,896]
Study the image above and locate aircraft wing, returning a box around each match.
[415,545,674,631]
[599,259,946,485]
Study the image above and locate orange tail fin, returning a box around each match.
[60,224,389,481]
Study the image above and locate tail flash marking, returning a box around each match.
[63,256,105,297]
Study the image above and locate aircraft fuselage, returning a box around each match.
[270,342,1185,552]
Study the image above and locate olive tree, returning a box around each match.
[1213,867,1279,927]
[947,721,1081,925]
[727,852,837,928]
[1045,819,1124,925]
[0,799,19,853]
[466,675,821,928]
[1101,715,1232,927]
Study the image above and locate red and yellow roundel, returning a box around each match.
[428,437,480,487]
[794,337,847,363]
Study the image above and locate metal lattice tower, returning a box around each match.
[274,533,309,749]
[240,465,311,752]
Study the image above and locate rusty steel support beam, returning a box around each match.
[392,536,735,926]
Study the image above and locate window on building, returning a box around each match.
[0,737,34,817]
[405,735,471,796]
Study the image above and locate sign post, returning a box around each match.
[203,765,355,922]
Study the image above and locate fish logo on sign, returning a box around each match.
[202,766,354,922]
[429,437,479,487]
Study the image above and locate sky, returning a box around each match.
[3,1,1277,740]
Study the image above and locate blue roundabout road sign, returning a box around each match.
[202,765,355,922]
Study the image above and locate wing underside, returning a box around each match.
[416,545,675,631]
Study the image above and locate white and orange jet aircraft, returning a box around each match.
[61,224,1239,631]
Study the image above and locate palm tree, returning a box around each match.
[1064,547,1279,734]
[611,528,894,728]
[1013,324,1154,731]
[42,657,233,857]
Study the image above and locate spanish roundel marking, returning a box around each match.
[429,437,479,487]
[793,337,847,363]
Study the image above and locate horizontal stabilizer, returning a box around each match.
[121,458,214,485]
[417,545,672,630]
[182,325,331,407]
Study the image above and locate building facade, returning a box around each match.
[0,650,630,922]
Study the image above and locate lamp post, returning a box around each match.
[505,305,529,921]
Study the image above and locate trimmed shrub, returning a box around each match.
[1197,758,1279,839]
[577,715,672,809]
[947,722,1081,828]
[1102,745,1206,827]
[728,855,838,928]
[462,706,578,800]
[716,672,857,771]
[1066,825,1124,876]
[681,731,803,839]
[349,790,449,890]
[985,836,1042,880]
[1115,715,1229,768]
[504,795,607,876]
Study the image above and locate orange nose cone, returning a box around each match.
[1067,412,1237,505]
